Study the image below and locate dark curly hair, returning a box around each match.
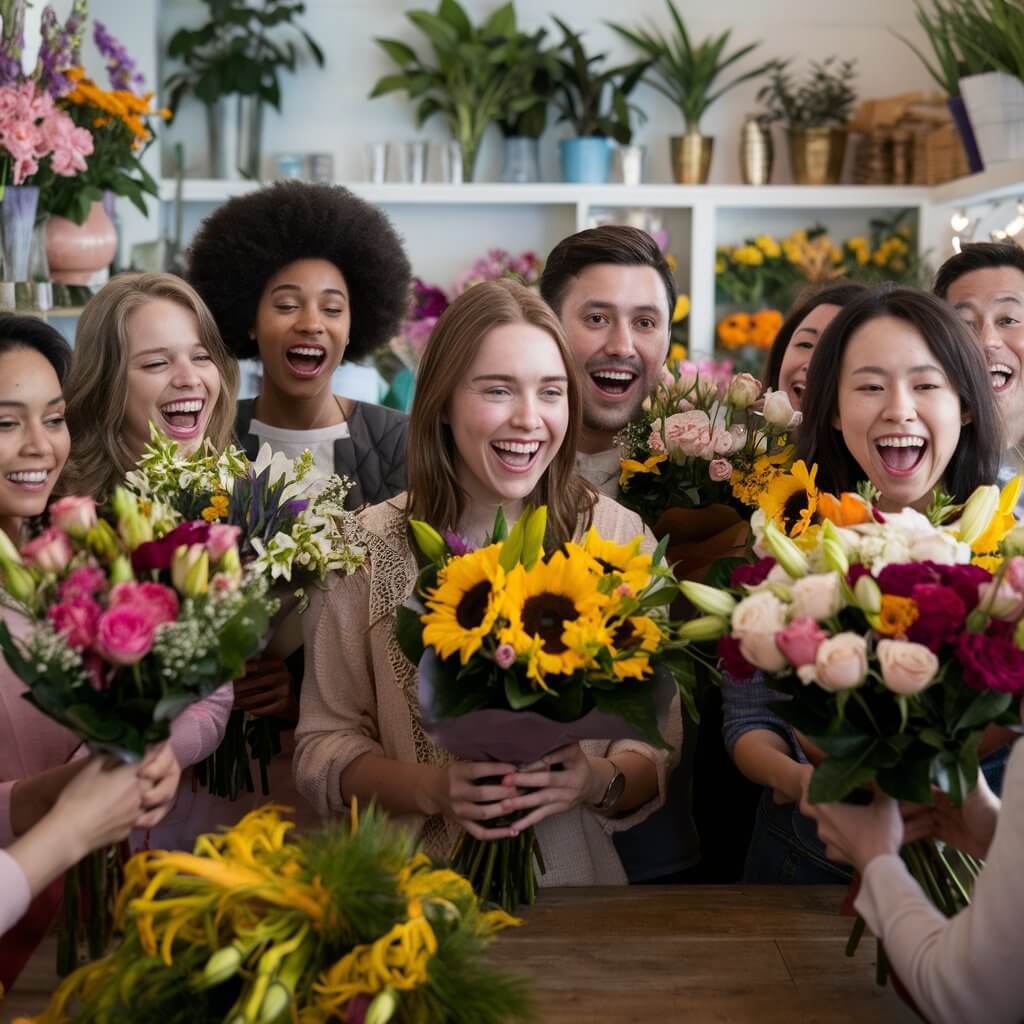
[186,181,412,362]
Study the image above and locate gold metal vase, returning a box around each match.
[739,116,773,185]
[787,127,848,185]
[670,130,713,184]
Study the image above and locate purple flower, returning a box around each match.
[412,278,448,319]
[877,561,940,597]
[730,557,776,588]
[940,563,992,612]
[957,632,1024,694]
[442,530,473,556]
[907,583,966,652]
[93,20,145,94]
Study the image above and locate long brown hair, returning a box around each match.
[64,272,239,501]
[407,279,596,548]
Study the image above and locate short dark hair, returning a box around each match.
[763,280,869,391]
[797,286,1002,504]
[933,241,1024,298]
[540,225,677,320]
[0,314,71,383]
[187,181,412,362]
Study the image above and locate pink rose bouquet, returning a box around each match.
[0,485,276,759]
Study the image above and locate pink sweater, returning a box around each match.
[0,849,29,936]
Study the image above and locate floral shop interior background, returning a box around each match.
[31,0,1024,400]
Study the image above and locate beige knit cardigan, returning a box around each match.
[293,492,682,886]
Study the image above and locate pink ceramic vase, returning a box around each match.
[46,201,117,284]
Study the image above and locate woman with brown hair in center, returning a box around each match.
[295,279,679,882]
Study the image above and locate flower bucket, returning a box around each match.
[46,201,117,284]
[960,71,1024,165]
[0,184,39,284]
[787,127,847,185]
[560,136,612,184]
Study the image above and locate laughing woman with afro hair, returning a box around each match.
[187,181,412,508]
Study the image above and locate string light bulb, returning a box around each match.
[950,209,970,233]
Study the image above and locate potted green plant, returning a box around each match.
[495,26,562,183]
[164,0,324,180]
[609,0,775,184]
[756,57,858,185]
[550,17,649,184]
[952,0,1024,165]
[894,0,992,172]
[370,1,537,183]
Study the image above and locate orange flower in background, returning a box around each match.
[876,594,919,636]
[65,65,159,147]
[817,491,872,527]
[717,313,752,349]
[750,309,783,350]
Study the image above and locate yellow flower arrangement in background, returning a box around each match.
[716,309,783,351]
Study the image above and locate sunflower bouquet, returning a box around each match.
[616,362,799,581]
[396,507,686,912]
[125,429,365,799]
[15,803,531,1024]
[682,473,1023,978]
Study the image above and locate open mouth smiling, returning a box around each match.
[875,434,927,476]
[589,367,638,398]
[5,468,51,491]
[990,361,1015,393]
[286,344,328,377]
[160,397,205,434]
[491,439,542,473]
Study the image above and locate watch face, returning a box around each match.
[602,769,626,811]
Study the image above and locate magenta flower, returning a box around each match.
[96,605,155,666]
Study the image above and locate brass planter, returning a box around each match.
[739,116,773,185]
[788,127,847,185]
[670,132,714,184]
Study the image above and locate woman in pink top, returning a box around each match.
[0,315,182,987]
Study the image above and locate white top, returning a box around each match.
[0,847,30,936]
[855,740,1024,1024]
[250,418,350,479]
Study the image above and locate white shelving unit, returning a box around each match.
[160,180,941,357]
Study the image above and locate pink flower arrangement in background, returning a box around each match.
[0,79,92,183]
[452,248,542,296]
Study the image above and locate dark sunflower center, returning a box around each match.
[455,580,492,629]
[522,593,578,654]
[781,489,811,533]
[613,620,639,650]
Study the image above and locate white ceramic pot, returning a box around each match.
[960,71,1024,164]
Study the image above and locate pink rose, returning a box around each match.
[109,581,179,628]
[710,428,734,455]
[495,643,516,669]
[876,639,938,695]
[775,617,828,668]
[739,631,788,672]
[709,459,733,482]
[977,579,1024,622]
[726,373,762,410]
[663,410,713,458]
[49,495,97,536]
[813,632,868,691]
[1006,556,1024,595]
[206,523,241,562]
[21,527,72,574]
[731,590,786,638]
[48,597,101,649]
[58,564,106,602]
[789,572,842,622]
[96,605,155,666]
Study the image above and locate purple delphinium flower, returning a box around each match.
[442,530,474,556]
[94,19,145,93]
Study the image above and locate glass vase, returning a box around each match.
[499,136,541,183]
[1,185,39,283]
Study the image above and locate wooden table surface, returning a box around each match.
[2,886,919,1023]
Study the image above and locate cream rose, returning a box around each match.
[814,632,868,692]
[762,389,800,429]
[731,590,786,638]
[739,631,789,673]
[876,639,938,695]
[788,572,843,622]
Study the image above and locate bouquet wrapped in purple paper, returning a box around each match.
[396,506,693,911]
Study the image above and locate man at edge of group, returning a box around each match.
[539,225,709,883]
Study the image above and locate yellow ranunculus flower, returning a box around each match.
[754,235,781,258]
[733,245,765,267]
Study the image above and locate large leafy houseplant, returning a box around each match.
[370,0,537,181]
[163,0,324,114]
[609,0,774,134]
[496,25,562,140]
[550,17,649,144]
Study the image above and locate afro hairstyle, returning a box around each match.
[186,181,412,363]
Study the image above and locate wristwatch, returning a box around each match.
[593,759,626,815]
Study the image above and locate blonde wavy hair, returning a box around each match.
[63,272,239,501]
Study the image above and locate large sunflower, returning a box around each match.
[422,544,505,665]
[573,528,654,595]
[606,614,662,680]
[500,548,608,688]
[758,459,820,538]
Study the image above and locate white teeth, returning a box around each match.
[593,370,635,381]
[162,399,203,414]
[289,346,324,358]
[876,436,925,448]
[990,363,1013,375]
[7,470,47,483]
[493,441,540,455]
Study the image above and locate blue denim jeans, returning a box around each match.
[742,748,1011,885]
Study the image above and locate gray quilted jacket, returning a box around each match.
[234,398,408,511]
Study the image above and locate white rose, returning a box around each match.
[814,632,868,692]
[788,572,843,622]
[762,389,800,429]
[876,639,938,695]
[731,590,787,638]
[739,631,789,673]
